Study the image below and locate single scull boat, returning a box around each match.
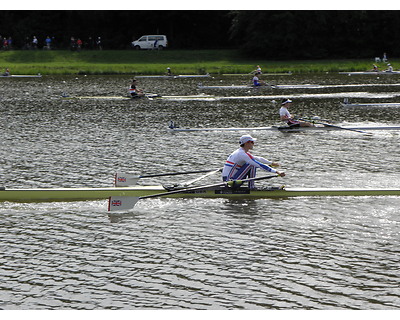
[339,71,400,75]
[135,74,211,79]
[1,185,400,203]
[198,83,400,90]
[62,94,215,101]
[167,124,400,132]
[0,74,42,78]
[221,73,293,76]
[341,102,400,107]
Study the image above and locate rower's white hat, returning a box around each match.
[239,135,257,145]
[281,98,292,105]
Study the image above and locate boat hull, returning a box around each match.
[63,94,213,101]
[342,103,400,107]
[339,71,400,75]
[0,75,42,78]
[168,125,400,132]
[1,186,400,203]
[136,74,211,79]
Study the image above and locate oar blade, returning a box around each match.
[108,196,140,211]
[115,172,140,187]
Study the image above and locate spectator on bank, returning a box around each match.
[70,37,76,51]
[3,38,9,50]
[32,36,38,49]
[76,38,83,51]
[96,37,102,50]
[45,36,51,49]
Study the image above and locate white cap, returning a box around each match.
[239,135,257,145]
[281,99,292,105]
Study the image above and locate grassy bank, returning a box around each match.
[0,49,395,75]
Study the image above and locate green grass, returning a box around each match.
[0,49,395,75]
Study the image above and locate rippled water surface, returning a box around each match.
[1,73,400,309]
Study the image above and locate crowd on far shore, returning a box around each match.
[0,35,104,51]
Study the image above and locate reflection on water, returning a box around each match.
[1,74,400,309]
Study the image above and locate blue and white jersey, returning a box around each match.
[222,147,277,180]
[252,75,261,86]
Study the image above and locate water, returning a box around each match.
[1,73,400,309]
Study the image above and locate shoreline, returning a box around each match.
[0,49,395,76]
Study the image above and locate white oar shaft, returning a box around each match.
[115,169,221,187]
[181,169,222,187]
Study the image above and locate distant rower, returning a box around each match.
[253,65,262,74]
[385,64,394,72]
[166,67,173,76]
[129,79,144,98]
[279,99,314,127]
[252,74,269,87]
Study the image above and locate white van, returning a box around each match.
[132,35,168,50]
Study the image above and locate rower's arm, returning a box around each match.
[253,155,273,165]
[249,158,277,174]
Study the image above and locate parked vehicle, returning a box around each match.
[132,35,168,50]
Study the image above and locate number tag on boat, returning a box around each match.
[108,196,139,211]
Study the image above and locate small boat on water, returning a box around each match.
[167,124,400,133]
[135,74,211,79]
[339,71,400,75]
[198,84,323,90]
[1,185,399,204]
[341,102,400,107]
[340,97,400,107]
[222,73,293,76]
[0,74,42,78]
[61,93,215,101]
[198,83,400,90]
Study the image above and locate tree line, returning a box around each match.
[1,10,399,59]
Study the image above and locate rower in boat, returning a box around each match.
[385,63,394,72]
[253,65,262,74]
[222,135,285,190]
[279,99,315,127]
[252,73,269,87]
[369,64,379,72]
[166,67,174,76]
[2,68,10,76]
[129,79,145,98]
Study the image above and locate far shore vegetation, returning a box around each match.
[0,49,395,75]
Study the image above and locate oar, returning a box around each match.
[109,174,279,211]
[181,168,222,187]
[115,169,222,187]
[144,93,161,101]
[298,118,372,135]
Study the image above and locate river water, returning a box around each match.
[1,73,400,309]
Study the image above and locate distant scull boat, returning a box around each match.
[167,124,400,132]
[135,74,211,79]
[0,74,42,78]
